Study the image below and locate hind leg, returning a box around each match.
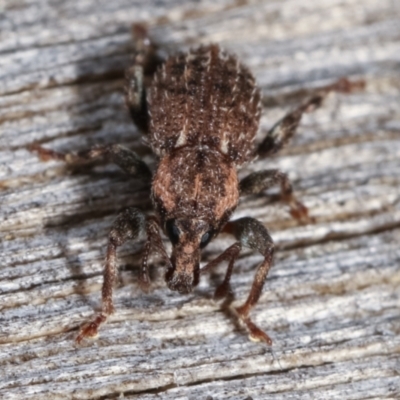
[125,24,163,132]
[257,78,365,157]
[252,78,365,221]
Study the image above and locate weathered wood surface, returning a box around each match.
[1,0,400,398]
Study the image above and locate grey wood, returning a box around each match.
[1,0,399,398]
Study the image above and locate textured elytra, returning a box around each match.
[148,44,262,165]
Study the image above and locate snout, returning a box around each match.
[166,270,196,294]
[166,248,200,294]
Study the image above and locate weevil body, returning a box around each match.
[150,45,260,294]
[31,26,361,344]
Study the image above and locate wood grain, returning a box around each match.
[1,0,400,398]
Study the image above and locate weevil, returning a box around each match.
[30,25,362,344]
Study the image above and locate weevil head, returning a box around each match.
[151,148,239,294]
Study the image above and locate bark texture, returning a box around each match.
[1,0,400,398]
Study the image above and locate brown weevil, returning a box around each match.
[30,25,363,344]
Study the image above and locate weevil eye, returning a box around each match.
[166,219,180,245]
[200,231,212,248]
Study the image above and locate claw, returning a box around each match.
[289,199,315,224]
[75,314,107,344]
[235,306,273,345]
[28,143,66,162]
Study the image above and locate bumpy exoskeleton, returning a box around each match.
[30,25,363,344]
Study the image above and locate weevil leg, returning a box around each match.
[141,215,171,293]
[29,143,152,182]
[257,77,365,157]
[239,169,311,222]
[228,217,275,344]
[257,95,322,157]
[200,242,242,300]
[125,23,163,133]
[76,208,169,343]
[76,207,146,343]
[202,217,275,345]
[30,25,161,176]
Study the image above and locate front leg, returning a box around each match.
[240,169,310,222]
[76,208,169,343]
[202,217,275,345]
